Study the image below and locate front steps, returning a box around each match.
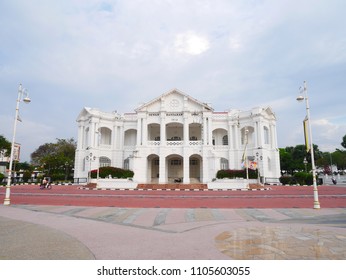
[79,183,270,191]
[137,183,208,190]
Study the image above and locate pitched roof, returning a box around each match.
[135,88,213,112]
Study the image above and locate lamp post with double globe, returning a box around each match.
[296,81,320,209]
[4,84,31,206]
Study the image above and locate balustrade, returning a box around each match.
[147,141,161,146]
[146,140,203,146]
[166,140,183,146]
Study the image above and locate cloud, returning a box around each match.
[174,31,210,55]
[0,115,57,162]
[311,118,345,151]
[1,0,346,162]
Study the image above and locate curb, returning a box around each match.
[78,187,272,191]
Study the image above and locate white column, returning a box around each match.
[234,125,239,149]
[228,122,233,149]
[203,116,207,145]
[270,124,276,149]
[159,155,166,183]
[202,155,209,183]
[120,125,124,150]
[160,114,166,146]
[113,125,117,149]
[95,121,100,148]
[272,124,278,148]
[234,126,240,168]
[183,156,190,184]
[255,121,259,148]
[77,124,83,149]
[184,115,189,145]
[142,118,148,146]
[89,120,95,147]
[137,118,142,146]
[257,121,263,148]
[227,123,232,168]
[208,117,213,146]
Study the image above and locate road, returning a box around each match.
[1,184,345,208]
[1,184,345,262]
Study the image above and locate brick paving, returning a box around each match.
[1,184,345,259]
[0,204,345,260]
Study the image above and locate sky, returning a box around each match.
[1,0,346,162]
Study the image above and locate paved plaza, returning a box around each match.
[0,205,345,260]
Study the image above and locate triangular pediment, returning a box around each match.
[264,107,276,120]
[76,107,93,121]
[76,107,121,122]
[135,88,213,112]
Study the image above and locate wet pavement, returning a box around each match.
[0,205,345,260]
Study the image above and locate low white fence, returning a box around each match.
[92,178,138,189]
[207,178,257,190]
[321,174,346,185]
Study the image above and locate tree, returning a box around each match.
[279,144,322,175]
[279,148,293,175]
[341,135,346,149]
[0,135,11,157]
[31,138,76,180]
[332,149,346,172]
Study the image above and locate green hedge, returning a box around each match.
[216,169,258,179]
[0,173,4,184]
[280,172,315,185]
[90,166,134,179]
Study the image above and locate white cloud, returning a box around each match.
[311,118,345,150]
[174,31,210,55]
[1,0,346,161]
[229,37,242,51]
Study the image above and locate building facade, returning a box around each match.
[74,89,280,184]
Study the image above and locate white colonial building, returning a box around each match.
[74,89,280,184]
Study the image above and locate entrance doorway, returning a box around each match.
[190,155,202,183]
[167,155,183,183]
[147,154,159,183]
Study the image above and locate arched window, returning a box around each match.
[264,126,270,145]
[84,128,89,149]
[124,158,130,170]
[124,129,137,146]
[220,158,229,170]
[241,127,254,146]
[99,127,112,146]
[99,156,111,167]
[222,135,228,146]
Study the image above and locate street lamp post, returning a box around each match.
[303,157,308,173]
[86,152,96,183]
[296,81,320,209]
[4,84,31,206]
[245,128,249,181]
[256,151,263,184]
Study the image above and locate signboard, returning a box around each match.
[13,143,21,161]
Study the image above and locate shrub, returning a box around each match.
[23,171,32,183]
[293,172,315,185]
[279,176,292,185]
[294,172,308,185]
[305,173,314,185]
[50,173,66,182]
[0,172,4,184]
[216,169,258,179]
[90,166,134,179]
